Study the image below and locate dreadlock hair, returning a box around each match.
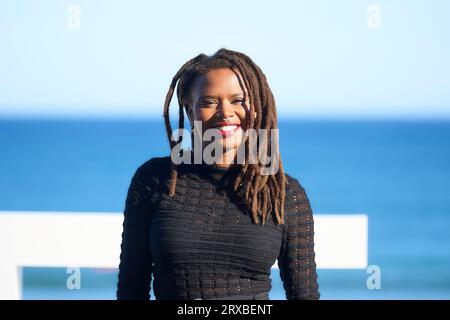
[162,48,288,226]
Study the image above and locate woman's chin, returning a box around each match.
[221,136,243,149]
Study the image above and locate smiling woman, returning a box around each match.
[116,48,320,300]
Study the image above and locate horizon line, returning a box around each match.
[1,114,450,122]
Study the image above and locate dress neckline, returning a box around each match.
[178,160,242,183]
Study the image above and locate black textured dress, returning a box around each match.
[116,156,320,300]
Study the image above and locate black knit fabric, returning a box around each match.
[116,156,320,300]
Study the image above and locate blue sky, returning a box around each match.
[0,0,449,118]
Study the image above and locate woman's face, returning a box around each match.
[188,68,253,156]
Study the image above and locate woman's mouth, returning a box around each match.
[215,124,240,138]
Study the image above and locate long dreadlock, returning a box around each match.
[162,48,288,226]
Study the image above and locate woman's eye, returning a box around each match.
[233,99,244,104]
[201,101,214,106]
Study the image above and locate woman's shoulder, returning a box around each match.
[138,155,171,173]
[132,155,172,184]
[283,172,306,194]
[283,172,312,211]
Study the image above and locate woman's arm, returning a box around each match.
[116,165,155,300]
[277,177,320,300]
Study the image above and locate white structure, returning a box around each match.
[0,211,368,300]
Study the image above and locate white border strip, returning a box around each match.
[0,211,368,299]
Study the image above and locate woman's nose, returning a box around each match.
[217,100,235,118]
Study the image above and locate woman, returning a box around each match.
[116,48,320,300]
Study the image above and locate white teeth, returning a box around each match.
[219,125,238,131]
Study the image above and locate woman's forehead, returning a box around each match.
[191,68,248,97]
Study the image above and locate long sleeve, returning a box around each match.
[277,177,320,300]
[116,165,157,300]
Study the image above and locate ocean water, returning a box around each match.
[1,118,449,300]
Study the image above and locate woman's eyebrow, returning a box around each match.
[228,93,244,98]
[198,93,244,99]
[198,95,216,100]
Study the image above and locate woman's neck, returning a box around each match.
[207,145,244,168]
